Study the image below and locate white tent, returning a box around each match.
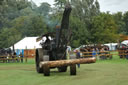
[10,37,42,50]
[104,43,118,51]
[121,40,128,46]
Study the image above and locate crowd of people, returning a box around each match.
[119,48,128,59]
[66,45,113,68]
[0,51,24,63]
[79,46,112,60]
[8,52,24,63]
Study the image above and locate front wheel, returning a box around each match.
[70,64,76,75]
[43,65,50,76]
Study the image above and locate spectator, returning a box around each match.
[76,50,81,68]
[96,48,99,55]
[96,48,99,59]
[92,48,96,58]
[83,48,89,58]
[12,52,16,62]
[100,48,106,60]
[19,52,23,63]
[7,53,10,63]
[126,49,128,59]
[66,46,71,59]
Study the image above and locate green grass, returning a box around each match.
[0,56,128,85]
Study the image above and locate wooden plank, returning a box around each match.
[40,58,96,68]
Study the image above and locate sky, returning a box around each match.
[98,0,128,13]
[31,0,54,7]
[30,0,128,13]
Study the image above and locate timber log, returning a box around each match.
[40,57,96,68]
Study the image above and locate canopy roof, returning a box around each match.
[121,40,128,45]
[10,37,42,50]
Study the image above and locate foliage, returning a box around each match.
[0,0,49,48]
[0,0,128,48]
[53,0,101,47]
[20,7,37,16]
[123,11,128,35]
[37,2,51,16]
[71,0,100,24]
[0,28,22,48]
[113,12,126,34]
[70,16,89,47]
[0,0,30,28]
[11,15,47,37]
[54,0,67,8]
[91,13,119,44]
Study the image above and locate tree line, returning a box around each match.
[0,0,128,48]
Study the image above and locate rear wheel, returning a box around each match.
[35,49,43,73]
[70,64,76,75]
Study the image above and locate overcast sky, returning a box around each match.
[31,0,128,13]
[99,0,128,13]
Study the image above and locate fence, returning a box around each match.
[0,49,36,63]
[0,55,23,63]
[80,50,128,59]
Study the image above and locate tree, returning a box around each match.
[11,15,47,37]
[54,0,67,8]
[91,13,119,44]
[0,0,50,48]
[53,0,100,46]
[113,12,126,34]
[71,0,100,23]
[69,0,100,46]
[123,11,128,35]
[0,28,22,48]
[0,0,4,5]
[37,2,51,16]
[70,16,89,47]
[20,7,37,16]
[0,0,30,29]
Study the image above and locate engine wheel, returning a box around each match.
[35,49,43,73]
[43,65,50,76]
[58,66,67,72]
[70,64,76,75]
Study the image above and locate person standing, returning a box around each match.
[12,52,16,62]
[100,48,105,60]
[76,50,81,68]
[125,49,128,59]
[66,46,71,60]
[92,48,97,58]
[19,52,23,63]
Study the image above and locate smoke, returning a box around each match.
[43,15,61,32]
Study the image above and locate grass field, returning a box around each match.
[0,55,128,85]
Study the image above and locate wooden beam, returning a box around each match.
[40,58,96,68]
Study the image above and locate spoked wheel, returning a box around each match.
[58,66,67,72]
[35,49,43,73]
[70,64,76,75]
